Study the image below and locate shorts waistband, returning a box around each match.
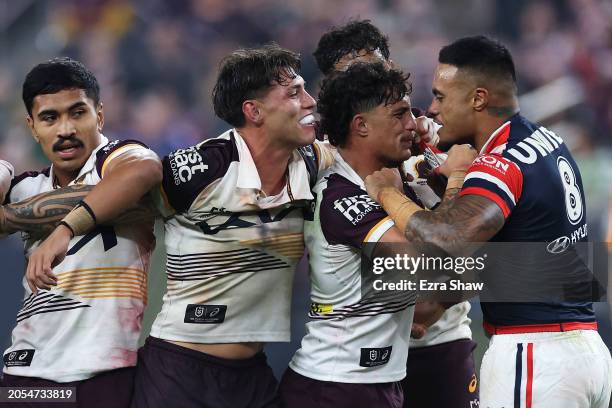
[145,336,268,368]
[484,321,598,335]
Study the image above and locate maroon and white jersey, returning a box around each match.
[290,151,416,383]
[2,136,155,382]
[150,130,326,344]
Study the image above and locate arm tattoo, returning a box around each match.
[1,185,159,234]
[1,185,93,234]
[404,194,505,256]
[435,187,461,212]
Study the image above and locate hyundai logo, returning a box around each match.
[547,236,570,254]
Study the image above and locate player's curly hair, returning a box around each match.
[22,57,100,117]
[313,20,390,76]
[317,62,411,147]
[213,43,301,127]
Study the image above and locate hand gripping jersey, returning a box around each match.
[459,114,594,326]
[403,152,473,348]
[2,136,155,382]
[289,151,416,383]
[150,130,325,344]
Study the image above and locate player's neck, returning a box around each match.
[339,147,382,181]
[238,128,292,196]
[52,167,80,188]
[474,112,518,152]
[474,100,519,152]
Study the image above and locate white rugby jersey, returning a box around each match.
[2,136,155,382]
[402,153,473,348]
[289,151,417,383]
[150,130,326,344]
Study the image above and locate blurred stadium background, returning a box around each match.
[0,0,611,383]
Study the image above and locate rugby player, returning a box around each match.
[279,62,474,407]
[365,35,612,407]
[127,44,329,408]
[314,20,479,407]
[0,58,161,407]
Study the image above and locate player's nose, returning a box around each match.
[302,90,316,110]
[56,117,77,138]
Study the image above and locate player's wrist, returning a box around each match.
[446,170,467,190]
[60,201,97,237]
[378,188,426,232]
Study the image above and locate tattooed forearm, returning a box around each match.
[1,185,94,234]
[404,195,505,256]
[0,185,159,234]
[434,187,461,212]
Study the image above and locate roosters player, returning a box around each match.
[365,35,612,408]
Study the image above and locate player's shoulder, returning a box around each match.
[160,130,240,214]
[163,130,239,186]
[320,172,364,199]
[5,168,51,203]
[501,115,566,166]
[319,173,380,218]
[95,138,150,177]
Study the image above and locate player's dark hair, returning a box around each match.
[22,57,100,117]
[314,20,390,76]
[317,62,411,147]
[212,43,301,127]
[439,35,517,85]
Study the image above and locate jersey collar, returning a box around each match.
[232,130,314,202]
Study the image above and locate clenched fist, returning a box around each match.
[437,144,477,177]
[364,168,404,203]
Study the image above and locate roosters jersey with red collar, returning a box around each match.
[459,114,593,326]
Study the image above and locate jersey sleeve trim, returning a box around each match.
[464,171,517,205]
[459,186,511,218]
[100,143,148,177]
[363,216,395,243]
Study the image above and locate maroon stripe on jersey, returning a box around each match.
[95,139,148,177]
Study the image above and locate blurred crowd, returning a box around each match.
[0,0,611,238]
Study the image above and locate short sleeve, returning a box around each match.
[95,139,150,178]
[459,154,524,218]
[159,138,238,215]
[319,174,395,251]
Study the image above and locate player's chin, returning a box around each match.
[297,125,316,145]
[436,130,459,151]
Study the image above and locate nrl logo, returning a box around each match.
[547,235,570,254]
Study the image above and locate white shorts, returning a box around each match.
[480,329,611,408]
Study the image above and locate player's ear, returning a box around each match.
[242,100,263,126]
[473,87,488,112]
[96,102,104,133]
[25,115,40,143]
[352,114,368,138]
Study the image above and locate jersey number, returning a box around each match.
[557,156,583,225]
[66,226,118,255]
